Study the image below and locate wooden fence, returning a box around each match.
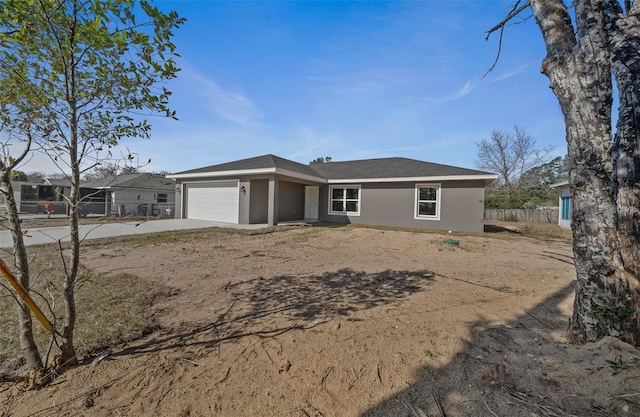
[484,208,559,223]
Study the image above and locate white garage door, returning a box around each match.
[185,181,239,223]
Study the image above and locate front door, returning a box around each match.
[304,186,319,221]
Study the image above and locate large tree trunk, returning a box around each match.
[0,174,43,369]
[530,0,640,345]
[605,0,640,340]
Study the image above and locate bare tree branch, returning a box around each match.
[484,1,531,78]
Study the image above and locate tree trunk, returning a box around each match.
[58,107,80,366]
[604,0,640,340]
[0,174,43,369]
[530,0,640,345]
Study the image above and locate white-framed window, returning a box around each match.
[415,184,441,220]
[329,185,360,215]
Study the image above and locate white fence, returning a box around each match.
[19,200,175,218]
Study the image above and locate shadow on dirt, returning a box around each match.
[360,281,639,417]
[242,268,431,320]
[114,268,433,357]
[484,224,521,234]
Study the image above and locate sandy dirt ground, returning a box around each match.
[1,224,640,416]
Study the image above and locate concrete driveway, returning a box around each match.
[0,219,268,248]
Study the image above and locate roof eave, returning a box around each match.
[327,174,499,184]
[167,167,327,184]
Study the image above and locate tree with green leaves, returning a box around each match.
[490,0,640,345]
[0,0,184,368]
[484,155,568,209]
[310,156,332,164]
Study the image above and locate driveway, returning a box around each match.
[0,219,267,248]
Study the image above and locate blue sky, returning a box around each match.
[22,0,567,175]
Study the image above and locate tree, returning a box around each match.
[0,37,53,370]
[9,170,28,182]
[476,125,552,208]
[484,156,567,209]
[519,155,568,189]
[0,128,44,370]
[490,1,640,345]
[310,156,332,164]
[0,0,184,367]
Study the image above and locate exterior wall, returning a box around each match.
[174,174,486,230]
[249,179,269,224]
[174,184,183,218]
[111,189,159,216]
[277,180,305,222]
[557,185,571,229]
[238,179,251,224]
[175,174,313,225]
[318,180,487,232]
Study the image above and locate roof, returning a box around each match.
[81,173,175,191]
[309,157,492,180]
[169,154,497,184]
[174,154,321,178]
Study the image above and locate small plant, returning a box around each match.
[606,355,628,375]
[594,295,637,327]
[502,213,518,222]
[423,348,436,358]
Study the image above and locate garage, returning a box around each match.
[184,181,239,223]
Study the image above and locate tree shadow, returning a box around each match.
[484,223,522,234]
[110,268,433,359]
[361,282,639,417]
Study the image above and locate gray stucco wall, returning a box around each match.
[277,180,305,222]
[318,180,487,232]
[249,179,269,224]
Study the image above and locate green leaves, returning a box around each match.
[0,0,184,155]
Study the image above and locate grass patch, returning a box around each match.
[0,244,173,375]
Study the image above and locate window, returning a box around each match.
[415,184,440,220]
[157,193,168,203]
[329,186,360,215]
[561,196,571,220]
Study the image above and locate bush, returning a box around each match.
[502,213,519,222]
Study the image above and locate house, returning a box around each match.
[167,154,497,232]
[552,180,571,228]
[81,173,176,217]
[3,173,175,217]
[10,178,71,215]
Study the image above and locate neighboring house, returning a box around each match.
[552,180,571,229]
[167,154,497,232]
[81,173,176,217]
[3,173,175,217]
[9,179,71,215]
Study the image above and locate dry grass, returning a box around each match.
[485,221,573,241]
[0,242,173,375]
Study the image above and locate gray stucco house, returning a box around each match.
[167,154,497,232]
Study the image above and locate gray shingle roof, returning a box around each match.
[171,154,494,180]
[173,154,322,178]
[309,157,492,179]
[81,173,175,191]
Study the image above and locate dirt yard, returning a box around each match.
[1,222,639,416]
